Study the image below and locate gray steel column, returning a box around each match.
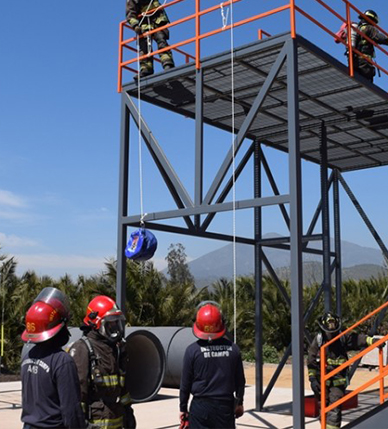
[254,140,263,410]
[116,94,130,312]
[333,169,342,316]
[195,68,204,228]
[287,38,305,429]
[320,122,331,312]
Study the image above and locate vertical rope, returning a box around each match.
[136,39,144,221]
[228,1,237,344]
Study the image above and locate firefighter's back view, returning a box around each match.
[69,295,136,429]
[21,287,87,429]
[179,301,245,429]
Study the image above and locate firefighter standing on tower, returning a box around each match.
[307,311,384,429]
[126,0,175,78]
[179,301,245,429]
[353,10,388,82]
[69,296,136,429]
[21,287,87,429]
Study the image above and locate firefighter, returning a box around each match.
[179,301,245,429]
[21,287,87,429]
[353,10,388,82]
[126,0,175,78]
[308,311,384,429]
[69,296,136,429]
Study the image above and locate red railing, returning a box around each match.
[117,0,388,92]
[320,300,388,428]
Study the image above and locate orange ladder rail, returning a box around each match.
[320,299,388,428]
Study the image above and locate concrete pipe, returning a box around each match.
[125,327,196,388]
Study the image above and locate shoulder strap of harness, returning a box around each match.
[317,332,346,348]
[81,336,98,376]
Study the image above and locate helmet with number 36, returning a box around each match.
[21,287,71,343]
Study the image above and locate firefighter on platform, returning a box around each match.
[69,296,136,429]
[126,0,175,78]
[354,10,388,82]
[308,311,384,429]
[179,301,245,429]
[21,287,87,429]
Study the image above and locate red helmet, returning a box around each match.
[21,287,70,343]
[84,295,125,342]
[193,301,226,341]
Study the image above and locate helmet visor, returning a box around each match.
[101,314,126,342]
[34,287,70,321]
[320,313,341,333]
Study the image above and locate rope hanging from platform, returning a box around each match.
[221,1,238,344]
[126,0,163,263]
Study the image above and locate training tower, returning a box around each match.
[116,1,388,427]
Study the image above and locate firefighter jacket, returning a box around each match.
[21,342,86,428]
[179,337,246,413]
[69,331,133,429]
[126,0,169,31]
[356,22,388,58]
[307,332,370,388]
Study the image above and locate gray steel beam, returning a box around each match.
[123,195,290,224]
[203,44,288,206]
[263,242,336,257]
[260,147,290,229]
[195,68,204,228]
[254,141,264,410]
[124,94,195,216]
[320,122,332,312]
[333,169,342,316]
[260,234,322,246]
[127,221,255,245]
[304,172,334,241]
[200,144,254,232]
[116,95,130,313]
[339,173,388,261]
[287,38,305,429]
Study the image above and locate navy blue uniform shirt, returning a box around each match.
[179,337,245,413]
[21,343,86,428]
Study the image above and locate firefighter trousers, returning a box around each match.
[189,397,236,429]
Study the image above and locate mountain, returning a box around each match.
[187,234,385,285]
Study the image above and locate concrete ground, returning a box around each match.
[0,380,321,429]
[1,364,382,428]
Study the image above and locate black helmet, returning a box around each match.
[359,10,379,24]
[318,312,342,334]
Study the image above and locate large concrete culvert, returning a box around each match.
[126,327,196,389]
[124,329,166,402]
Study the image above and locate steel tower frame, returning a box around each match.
[116,33,388,428]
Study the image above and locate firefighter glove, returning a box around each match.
[310,377,321,396]
[179,412,189,429]
[235,404,244,418]
[373,336,386,349]
[124,405,137,429]
[134,26,142,35]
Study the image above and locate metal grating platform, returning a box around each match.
[123,32,388,173]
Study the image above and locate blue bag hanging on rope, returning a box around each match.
[125,228,158,262]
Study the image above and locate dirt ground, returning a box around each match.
[244,362,382,390]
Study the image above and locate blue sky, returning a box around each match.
[1,0,388,279]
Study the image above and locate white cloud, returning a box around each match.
[0,232,38,248]
[0,190,27,208]
[13,253,108,279]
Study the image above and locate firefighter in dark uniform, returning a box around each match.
[69,296,136,429]
[307,311,383,429]
[179,301,245,429]
[126,0,175,78]
[21,287,87,429]
[354,10,388,82]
